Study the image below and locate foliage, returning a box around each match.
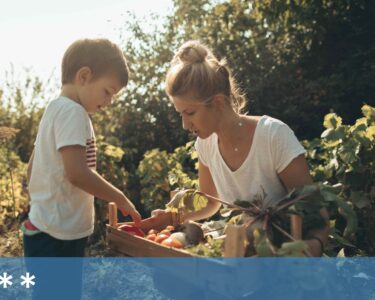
[137,142,198,214]
[0,133,28,234]
[166,189,208,215]
[304,104,375,256]
[170,0,375,139]
[164,183,351,257]
[0,71,55,162]
[186,236,224,257]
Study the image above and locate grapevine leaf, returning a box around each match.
[323,113,342,129]
[277,241,307,257]
[336,199,358,239]
[350,191,370,209]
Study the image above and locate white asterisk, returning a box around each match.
[0,272,13,288]
[20,272,36,288]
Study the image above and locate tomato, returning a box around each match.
[147,229,159,235]
[118,224,145,237]
[146,233,157,241]
[161,237,184,249]
[160,229,171,236]
[155,233,169,244]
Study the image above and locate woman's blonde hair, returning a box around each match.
[165,40,246,113]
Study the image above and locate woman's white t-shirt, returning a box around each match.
[194,115,305,207]
[28,97,96,240]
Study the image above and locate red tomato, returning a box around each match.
[118,224,145,237]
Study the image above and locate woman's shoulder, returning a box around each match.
[249,115,291,131]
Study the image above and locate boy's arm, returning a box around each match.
[59,145,141,226]
[27,150,35,184]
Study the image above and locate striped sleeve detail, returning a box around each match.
[86,138,97,169]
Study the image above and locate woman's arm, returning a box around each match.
[278,154,330,256]
[183,160,222,222]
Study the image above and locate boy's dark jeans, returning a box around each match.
[23,232,88,300]
[23,232,87,257]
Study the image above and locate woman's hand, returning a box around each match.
[151,209,168,217]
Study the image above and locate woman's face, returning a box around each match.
[172,95,219,139]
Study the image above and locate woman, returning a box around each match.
[154,40,328,256]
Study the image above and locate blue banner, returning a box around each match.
[0,258,374,300]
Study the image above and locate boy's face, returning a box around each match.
[78,72,122,114]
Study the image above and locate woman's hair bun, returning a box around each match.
[177,40,208,64]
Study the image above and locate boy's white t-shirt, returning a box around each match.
[28,96,96,240]
[194,115,306,208]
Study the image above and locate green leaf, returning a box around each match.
[321,126,345,141]
[331,232,356,248]
[336,199,358,239]
[323,113,342,129]
[166,190,209,214]
[254,229,275,257]
[233,200,252,208]
[320,189,338,202]
[362,104,375,122]
[104,145,125,159]
[277,241,307,257]
[350,191,370,209]
[366,125,375,140]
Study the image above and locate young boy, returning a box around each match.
[23,38,141,257]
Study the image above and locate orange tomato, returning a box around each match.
[147,229,159,235]
[161,238,184,249]
[146,233,157,241]
[155,233,169,244]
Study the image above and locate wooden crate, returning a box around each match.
[106,202,303,257]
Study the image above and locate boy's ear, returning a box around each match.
[75,67,93,85]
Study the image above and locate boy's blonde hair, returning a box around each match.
[62,38,129,86]
[165,40,246,113]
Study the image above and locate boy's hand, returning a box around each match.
[118,199,142,227]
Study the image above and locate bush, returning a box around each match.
[304,104,375,256]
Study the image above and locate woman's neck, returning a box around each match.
[216,110,245,148]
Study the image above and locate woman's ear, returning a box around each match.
[212,94,227,110]
[75,67,93,85]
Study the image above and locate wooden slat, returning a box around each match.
[108,202,118,228]
[290,215,302,240]
[224,224,247,257]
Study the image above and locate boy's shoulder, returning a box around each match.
[45,96,87,117]
[48,96,84,110]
